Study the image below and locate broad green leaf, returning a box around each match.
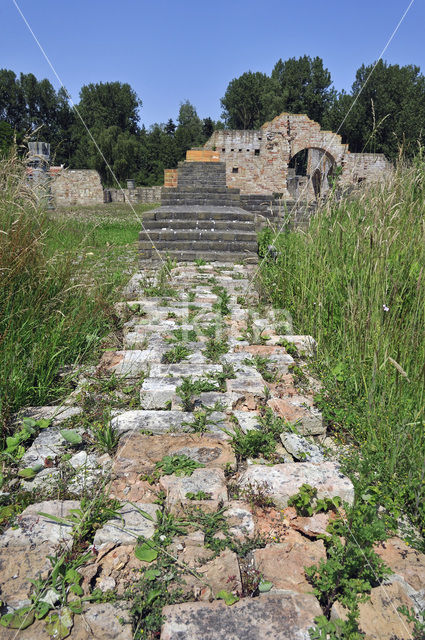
[68,599,83,614]
[65,568,81,584]
[144,569,161,581]
[45,608,73,639]
[18,467,37,479]
[60,429,82,445]
[134,542,158,563]
[0,607,35,629]
[258,580,273,593]
[146,588,162,605]
[37,419,51,429]
[35,601,51,619]
[70,584,84,596]
[22,417,37,426]
[216,590,239,606]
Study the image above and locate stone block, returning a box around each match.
[239,462,354,508]
[160,591,323,639]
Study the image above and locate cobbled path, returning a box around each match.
[1,262,423,639]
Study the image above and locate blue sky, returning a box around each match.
[0,1,423,128]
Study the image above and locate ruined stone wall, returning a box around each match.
[104,186,161,204]
[342,153,392,184]
[50,169,104,206]
[203,113,391,198]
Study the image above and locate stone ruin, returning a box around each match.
[202,112,392,200]
[139,156,262,264]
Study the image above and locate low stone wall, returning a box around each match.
[104,186,161,204]
[50,169,104,206]
[240,194,317,229]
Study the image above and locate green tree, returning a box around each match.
[77,81,142,133]
[220,71,282,129]
[0,121,14,155]
[0,69,26,129]
[324,60,425,159]
[175,100,204,156]
[271,55,335,125]
[73,125,142,186]
[137,123,180,186]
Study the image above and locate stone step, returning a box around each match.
[140,250,258,263]
[139,230,257,243]
[141,219,255,232]
[153,207,255,222]
[139,240,258,253]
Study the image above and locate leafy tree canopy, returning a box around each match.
[77,81,142,133]
[220,71,282,129]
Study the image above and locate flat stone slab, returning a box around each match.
[113,433,235,478]
[331,581,415,639]
[93,502,157,546]
[225,501,255,540]
[20,425,82,467]
[160,591,322,639]
[112,410,227,438]
[239,462,354,508]
[0,500,80,550]
[268,396,325,435]
[112,410,191,435]
[374,537,425,593]
[280,433,326,463]
[232,410,261,432]
[140,377,181,409]
[0,543,52,610]
[254,529,326,593]
[160,468,228,508]
[97,349,152,377]
[182,548,241,599]
[149,363,222,378]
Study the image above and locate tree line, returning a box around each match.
[1,56,425,185]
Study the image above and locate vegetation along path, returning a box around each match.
[1,257,424,639]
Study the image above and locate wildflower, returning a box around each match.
[382,304,389,312]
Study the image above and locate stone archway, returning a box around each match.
[287,147,336,200]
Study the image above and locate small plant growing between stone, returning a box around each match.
[185,490,212,500]
[203,335,229,362]
[240,481,275,510]
[154,454,204,477]
[306,499,391,639]
[161,345,191,364]
[90,419,120,454]
[183,407,219,433]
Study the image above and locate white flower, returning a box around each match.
[382,304,389,312]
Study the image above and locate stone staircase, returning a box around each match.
[1,262,423,639]
[139,162,262,263]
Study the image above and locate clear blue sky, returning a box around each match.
[0,0,423,128]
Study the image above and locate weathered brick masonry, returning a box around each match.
[50,169,104,206]
[200,112,392,199]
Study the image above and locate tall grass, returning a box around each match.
[0,148,116,435]
[258,158,425,535]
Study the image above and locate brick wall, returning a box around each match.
[186,149,220,162]
[104,186,161,203]
[164,169,178,188]
[202,112,391,198]
[50,169,104,206]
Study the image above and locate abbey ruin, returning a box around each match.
[202,112,391,199]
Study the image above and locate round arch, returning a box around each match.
[287,147,336,199]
